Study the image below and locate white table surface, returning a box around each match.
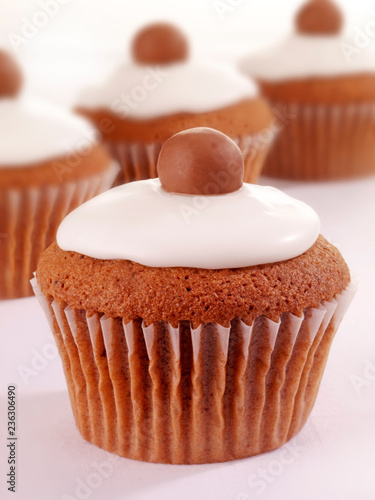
[1,175,375,500]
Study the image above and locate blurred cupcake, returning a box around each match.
[32,127,354,464]
[77,22,274,185]
[240,0,375,180]
[0,50,117,299]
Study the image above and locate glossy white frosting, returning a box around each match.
[77,59,258,119]
[57,179,321,269]
[240,34,375,81]
[0,98,99,166]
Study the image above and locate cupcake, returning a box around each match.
[240,0,375,180]
[32,128,354,464]
[0,50,118,299]
[76,22,274,185]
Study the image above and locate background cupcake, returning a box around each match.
[0,50,117,299]
[240,0,375,180]
[33,128,354,464]
[77,22,274,185]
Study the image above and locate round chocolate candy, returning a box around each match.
[296,0,343,35]
[131,22,189,65]
[0,50,23,98]
[157,127,244,196]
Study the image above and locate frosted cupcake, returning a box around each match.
[240,0,375,180]
[0,50,117,299]
[77,23,274,185]
[33,128,354,464]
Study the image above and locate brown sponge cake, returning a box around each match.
[259,73,375,104]
[78,97,272,144]
[37,235,349,328]
[0,144,111,189]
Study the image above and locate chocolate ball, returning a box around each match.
[0,50,23,98]
[296,0,343,35]
[157,128,244,196]
[131,23,189,65]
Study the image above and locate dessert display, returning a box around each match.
[240,0,375,180]
[77,22,274,185]
[0,50,117,299]
[32,128,354,464]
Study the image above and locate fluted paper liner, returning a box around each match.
[31,278,355,464]
[0,163,118,299]
[263,102,375,180]
[106,133,270,186]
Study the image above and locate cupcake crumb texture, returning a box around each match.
[36,235,350,328]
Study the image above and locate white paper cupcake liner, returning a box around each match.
[0,163,117,299]
[31,278,355,464]
[263,101,375,180]
[106,133,270,186]
[107,141,162,185]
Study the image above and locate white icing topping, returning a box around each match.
[0,98,100,166]
[57,179,321,269]
[240,34,375,81]
[77,59,258,119]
